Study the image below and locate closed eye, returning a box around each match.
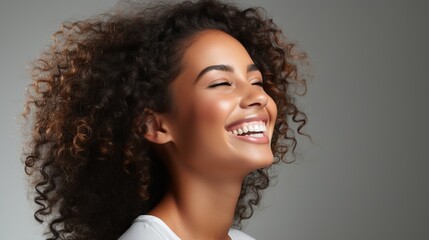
[208,81,232,88]
[252,81,264,87]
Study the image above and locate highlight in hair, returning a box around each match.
[22,1,310,239]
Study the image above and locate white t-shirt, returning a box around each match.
[118,215,255,240]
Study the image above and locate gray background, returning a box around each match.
[1,0,428,239]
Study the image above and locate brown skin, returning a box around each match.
[23,2,310,239]
[145,30,277,240]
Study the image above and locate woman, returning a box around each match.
[22,0,309,239]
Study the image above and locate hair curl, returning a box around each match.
[22,0,309,239]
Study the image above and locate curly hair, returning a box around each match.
[22,0,309,239]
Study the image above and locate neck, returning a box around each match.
[149,168,244,240]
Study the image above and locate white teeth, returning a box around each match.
[248,133,264,138]
[254,125,260,131]
[243,126,249,133]
[227,121,267,136]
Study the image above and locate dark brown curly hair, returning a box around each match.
[22,0,309,239]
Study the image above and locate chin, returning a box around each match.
[254,155,274,169]
[240,151,274,172]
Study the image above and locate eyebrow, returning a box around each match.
[194,63,260,82]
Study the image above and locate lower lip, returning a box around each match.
[229,133,270,144]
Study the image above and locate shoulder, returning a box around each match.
[118,215,180,240]
[228,228,256,240]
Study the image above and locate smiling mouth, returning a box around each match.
[226,120,267,138]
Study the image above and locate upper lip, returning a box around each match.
[225,114,269,131]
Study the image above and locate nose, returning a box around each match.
[239,83,269,109]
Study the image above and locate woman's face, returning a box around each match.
[163,30,277,179]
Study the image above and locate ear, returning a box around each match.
[143,111,173,144]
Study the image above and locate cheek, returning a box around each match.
[173,93,235,146]
[195,97,233,128]
[173,95,237,170]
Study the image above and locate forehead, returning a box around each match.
[180,30,254,71]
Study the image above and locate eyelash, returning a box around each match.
[208,81,232,88]
[252,81,264,87]
[207,80,264,88]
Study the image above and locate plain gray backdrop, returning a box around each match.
[1,0,428,239]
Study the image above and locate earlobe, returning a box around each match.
[144,111,173,144]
